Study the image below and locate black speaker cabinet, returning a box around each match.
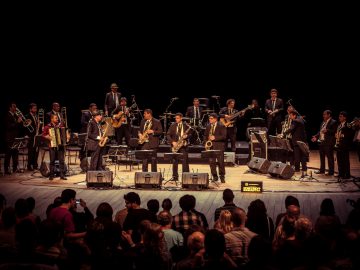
[86,171,113,187]
[40,161,68,177]
[134,172,162,189]
[182,172,209,189]
[247,157,271,174]
[268,162,295,179]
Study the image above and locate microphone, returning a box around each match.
[172,97,179,100]
[211,95,220,99]
[286,99,292,105]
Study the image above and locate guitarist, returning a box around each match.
[219,99,240,152]
[112,97,131,145]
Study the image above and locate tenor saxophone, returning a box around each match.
[205,125,214,151]
[99,120,109,147]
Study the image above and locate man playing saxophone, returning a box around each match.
[42,114,67,180]
[203,113,227,183]
[139,109,163,172]
[85,110,107,171]
[167,113,191,181]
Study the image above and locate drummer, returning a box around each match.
[186,98,203,127]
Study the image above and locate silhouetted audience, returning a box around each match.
[214,189,239,222]
[246,199,274,241]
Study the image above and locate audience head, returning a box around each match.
[320,198,336,216]
[286,205,300,223]
[124,192,141,208]
[147,199,160,215]
[205,229,225,260]
[187,231,205,253]
[179,195,193,212]
[1,207,16,229]
[61,189,76,204]
[295,217,313,241]
[38,219,62,248]
[217,210,233,234]
[161,198,172,212]
[222,188,235,204]
[157,210,172,227]
[96,202,113,219]
[26,197,36,213]
[247,199,267,219]
[231,208,247,227]
[15,198,29,219]
[285,195,300,209]
[0,193,6,211]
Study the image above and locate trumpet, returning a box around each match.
[348,117,360,128]
[15,108,34,133]
[61,107,68,128]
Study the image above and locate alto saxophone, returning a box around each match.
[138,121,152,144]
[335,124,345,149]
[172,125,192,153]
[205,125,214,151]
[99,120,109,147]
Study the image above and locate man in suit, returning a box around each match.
[139,109,163,172]
[42,114,67,180]
[264,88,284,135]
[167,113,191,180]
[46,102,63,125]
[219,99,239,152]
[80,103,97,133]
[85,110,107,171]
[186,98,203,127]
[285,111,307,173]
[311,110,337,175]
[4,102,22,174]
[104,83,121,117]
[112,97,131,145]
[335,111,353,180]
[25,103,40,171]
[204,113,227,183]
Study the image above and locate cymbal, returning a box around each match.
[202,109,214,113]
[163,112,176,115]
[132,109,143,112]
[182,117,190,121]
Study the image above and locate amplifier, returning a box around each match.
[86,171,113,187]
[182,172,209,189]
[134,172,162,189]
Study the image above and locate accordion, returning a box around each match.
[49,127,68,148]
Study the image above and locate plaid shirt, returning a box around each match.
[172,210,204,234]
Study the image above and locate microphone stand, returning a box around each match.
[161,98,176,144]
[130,96,142,126]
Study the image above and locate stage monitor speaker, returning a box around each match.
[247,157,270,174]
[86,171,113,187]
[224,152,235,165]
[268,162,295,179]
[134,172,162,189]
[182,172,209,189]
[40,161,68,177]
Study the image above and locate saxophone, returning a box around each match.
[138,121,152,144]
[278,116,292,139]
[335,123,345,149]
[205,125,214,151]
[172,124,192,153]
[99,120,109,147]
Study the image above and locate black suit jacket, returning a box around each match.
[81,111,92,133]
[315,118,337,147]
[104,92,121,115]
[167,122,192,144]
[139,118,163,149]
[219,107,239,118]
[336,122,354,150]
[25,113,38,137]
[285,118,307,145]
[86,119,101,152]
[5,112,22,144]
[186,106,203,118]
[264,98,284,120]
[46,110,62,125]
[204,122,227,151]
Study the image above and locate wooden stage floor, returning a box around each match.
[1,150,359,228]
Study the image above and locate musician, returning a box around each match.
[42,114,67,180]
[204,113,227,183]
[166,113,191,180]
[139,109,163,172]
[335,111,353,180]
[104,82,121,117]
[4,102,22,174]
[112,97,131,145]
[352,117,360,161]
[311,110,337,176]
[25,103,39,171]
[46,102,62,125]
[219,99,239,152]
[80,103,97,133]
[264,88,284,135]
[85,110,107,171]
[284,111,307,173]
[186,98,203,125]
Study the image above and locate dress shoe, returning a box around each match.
[213,175,219,181]
[314,170,325,174]
[325,172,334,176]
[49,176,54,180]
[60,176,67,180]
[220,176,225,183]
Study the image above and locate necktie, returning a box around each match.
[122,106,125,112]
[272,100,276,111]
[177,123,182,136]
[229,108,232,115]
[211,124,215,135]
[144,120,150,132]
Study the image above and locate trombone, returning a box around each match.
[15,108,34,133]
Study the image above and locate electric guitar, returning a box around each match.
[220,104,254,127]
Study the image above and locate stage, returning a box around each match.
[1,150,359,228]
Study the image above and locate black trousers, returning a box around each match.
[4,144,18,173]
[89,146,106,171]
[116,124,131,145]
[319,144,335,174]
[293,145,307,172]
[337,149,350,178]
[171,147,189,178]
[49,146,66,177]
[267,117,282,136]
[209,150,225,178]
[27,138,39,169]
[226,127,237,152]
[357,141,360,162]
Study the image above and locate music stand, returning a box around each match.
[135,150,156,170]
[268,135,292,162]
[201,150,221,187]
[253,131,268,160]
[163,152,184,185]
[11,137,29,150]
[296,141,317,182]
